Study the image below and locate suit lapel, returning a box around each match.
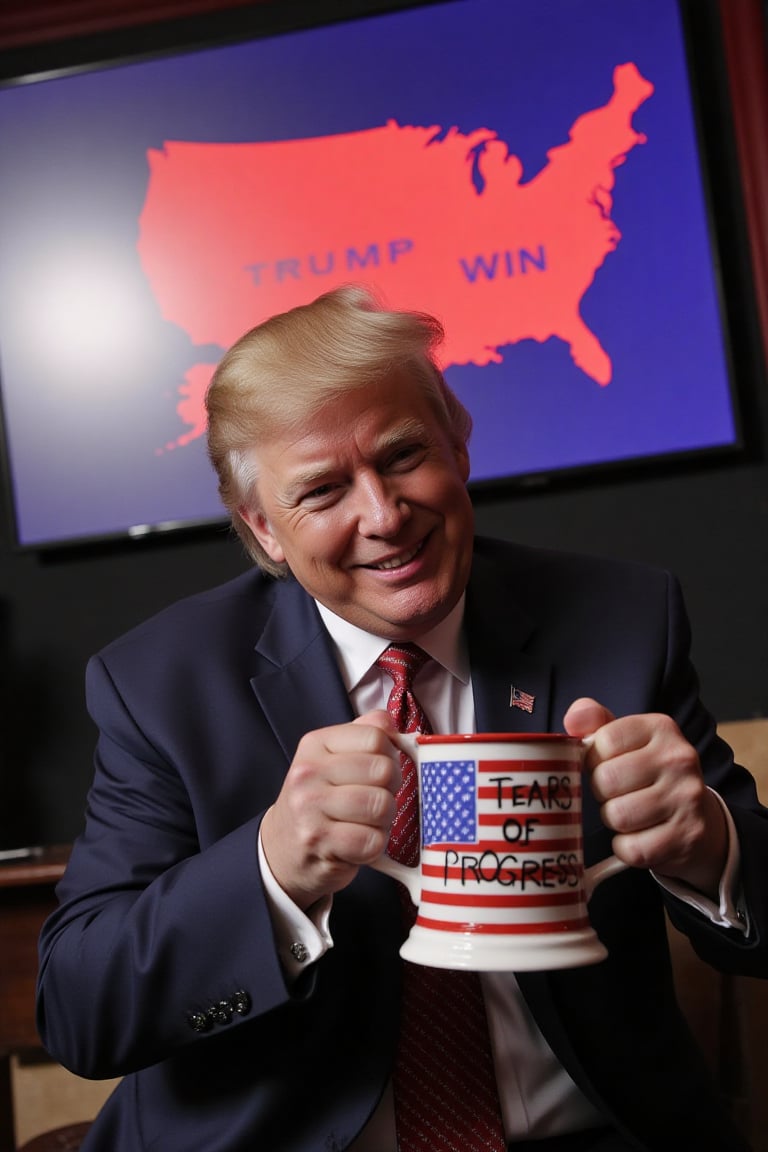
[248,579,353,762]
[466,545,555,734]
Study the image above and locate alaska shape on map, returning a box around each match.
[137,62,654,449]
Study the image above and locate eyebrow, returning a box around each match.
[281,465,338,503]
[281,417,431,502]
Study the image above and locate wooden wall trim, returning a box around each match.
[719,0,768,370]
[0,0,258,50]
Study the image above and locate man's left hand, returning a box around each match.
[564,697,728,900]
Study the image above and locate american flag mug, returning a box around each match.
[373,732,627,971]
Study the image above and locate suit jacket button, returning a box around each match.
[232,990,251,1016]
[211,999,233,1025]
[188,1011,211,1033]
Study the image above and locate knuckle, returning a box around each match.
[365,786,386,823]
[629,841,659,871]
[349,824,387,864]
[596,759,621,798]
[601,794,629,832]
[364,826,389,860]
[368,750,394,784]
[287,764,312,793]
[372,751,402,794]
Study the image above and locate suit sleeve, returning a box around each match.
[658,572,768,977]
[36,653,312,1079]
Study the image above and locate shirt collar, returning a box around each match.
[315,595,469,693]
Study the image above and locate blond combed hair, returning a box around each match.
[205,284,472,575]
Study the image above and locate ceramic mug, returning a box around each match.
[372,732,627,971]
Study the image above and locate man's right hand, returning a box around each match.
[259,710,402,910]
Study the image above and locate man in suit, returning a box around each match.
[37,286,768,1151]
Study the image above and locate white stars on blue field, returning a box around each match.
[421,760,477,846]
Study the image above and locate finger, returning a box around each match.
[609,824,674,871]
[598,779,668,833]
[298,721,402,787]
[563,697,616,739]
[353,708,397,734]
[597,749,705,821]
[353,709,413,767]
[588,736,660,803]
[317,716,396,754]
[320,818,393,869]
[606,794,715,875]
[290,747,402,799]
[589,714,697,801]
[321,782,398,830]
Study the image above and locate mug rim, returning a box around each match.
[415,732,581,744]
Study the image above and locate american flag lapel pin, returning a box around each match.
[510,686,535,714]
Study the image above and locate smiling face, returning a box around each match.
[239,371,474,640]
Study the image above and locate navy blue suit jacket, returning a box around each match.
[37,538,768,1151]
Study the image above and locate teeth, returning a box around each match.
[376,545,419,570]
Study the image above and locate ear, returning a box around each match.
[454,440,471,483]
[239,506,286,565]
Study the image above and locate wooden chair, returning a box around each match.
[16,1124,91,1152]
[0,847,70,1152]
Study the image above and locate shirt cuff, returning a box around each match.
[257,824,334,979]
[653,789,749,933]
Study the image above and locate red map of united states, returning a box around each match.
[137,62,653,450]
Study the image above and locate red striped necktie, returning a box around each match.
[376,643,507,1152]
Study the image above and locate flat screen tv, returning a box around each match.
[0,0,756,549]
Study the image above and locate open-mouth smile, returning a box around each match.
[364,539,425,571]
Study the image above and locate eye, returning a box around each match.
[386,442,426,470]
[299,481,342,506]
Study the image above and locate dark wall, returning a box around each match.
[1,0,767,850]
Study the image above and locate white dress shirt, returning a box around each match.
[258,596,747,1148]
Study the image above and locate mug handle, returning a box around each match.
[369,731,422,904]
[369,852,421,904]
[584,853,627,900]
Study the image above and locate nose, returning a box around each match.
[354,473,410,537]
